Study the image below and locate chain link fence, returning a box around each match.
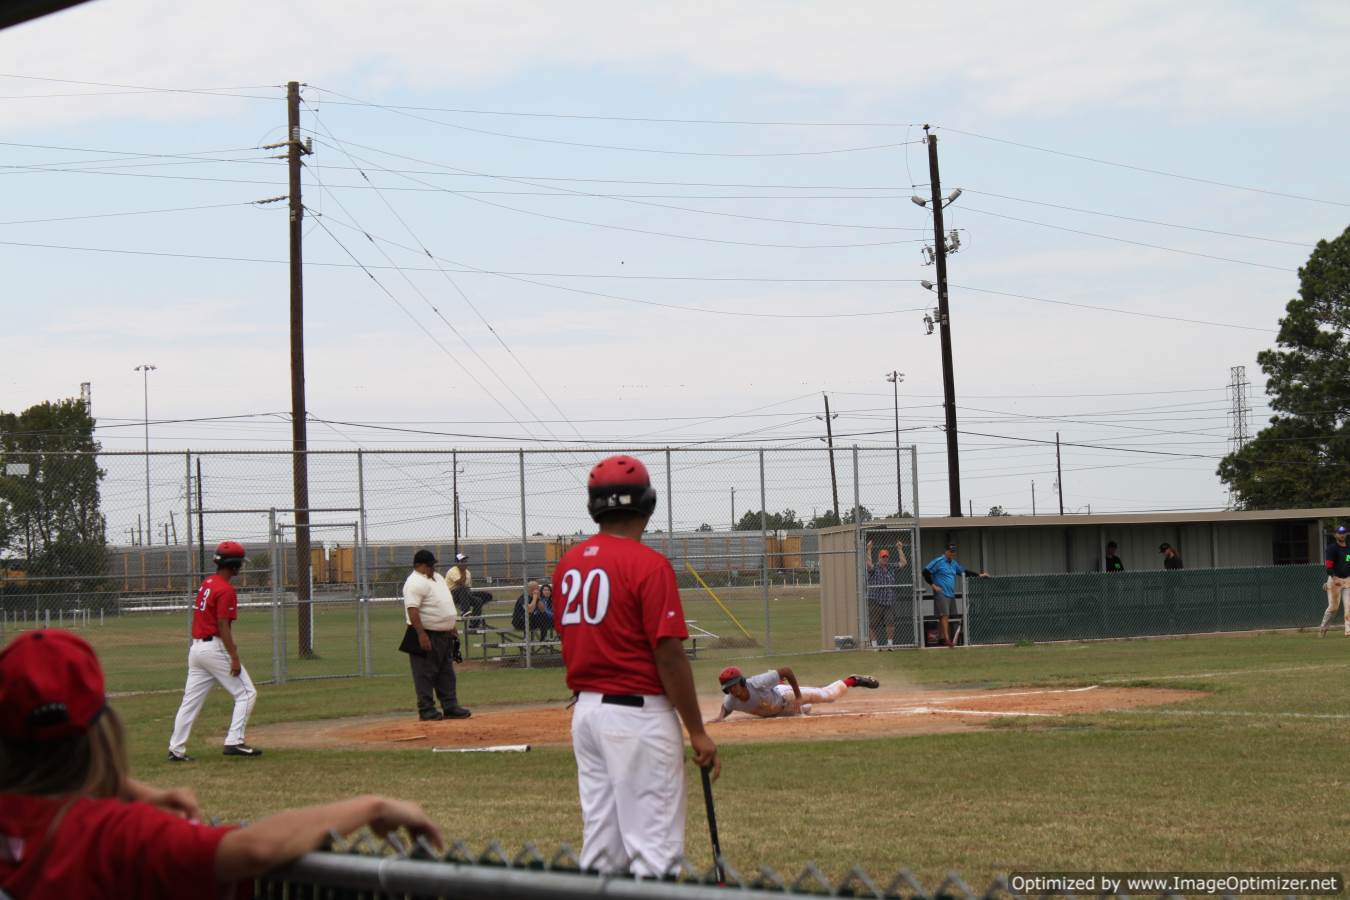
[963,564,1329,645]
[0,446,915,691]
[256,833,1323,899]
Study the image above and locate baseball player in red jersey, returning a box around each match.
[553,455,719,878]
[167,541,261,760]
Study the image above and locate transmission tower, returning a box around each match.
[1228,365,1252,455]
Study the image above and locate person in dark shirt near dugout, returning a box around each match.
[1103,541,1125,572]
[1159,543,1184,570]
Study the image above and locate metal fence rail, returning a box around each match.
[0,446,916,683]
[964,564,1328,645]
[255,835,1306,900]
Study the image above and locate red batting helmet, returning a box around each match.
[587,455,658,523]
[214,540,247,567]
[718,666,746,693]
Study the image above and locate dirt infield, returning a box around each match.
[251,684,1204,751]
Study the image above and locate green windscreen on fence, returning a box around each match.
[966,565,1329,645]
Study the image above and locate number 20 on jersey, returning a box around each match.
[559,568,610,625]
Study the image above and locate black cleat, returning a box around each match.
[419,710,444,721]
[223,743,263,757]
[850,675,880,689]
[167,751,193,762]
[443,706,472,719]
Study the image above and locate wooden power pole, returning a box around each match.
[286,80,314,657]
[925,126,963,517]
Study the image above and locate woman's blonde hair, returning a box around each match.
[0,706,127,798]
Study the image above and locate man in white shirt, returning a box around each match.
[402,549,470,721]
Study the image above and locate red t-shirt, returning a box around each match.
[191,573,238,639]
[0,794,243,900]
[553,533,688,696]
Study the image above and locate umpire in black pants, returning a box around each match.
[401,549,471,721]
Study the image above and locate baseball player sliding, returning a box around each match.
[1318,525,1350,637]
[710,666,879,721]
[553,455,717,878]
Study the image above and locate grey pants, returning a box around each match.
[410,630,459,715]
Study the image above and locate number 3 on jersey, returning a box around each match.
[559,568,610,626]
[196,587,211,612]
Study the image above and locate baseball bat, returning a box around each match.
[699,765,725,884]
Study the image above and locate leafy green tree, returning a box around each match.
[696,523,713,532]
[841,505,873,524]
[988,505,1011,516]
[733,509,803,531]
[1218,226,1350,508]
[0,398,105,563]
[0,398,106,609]
[808,509,841,528]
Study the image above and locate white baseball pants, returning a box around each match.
[772,679,850,714]
[1321,577,1350,635]
[570,692,685,878]
[168,639,257,754]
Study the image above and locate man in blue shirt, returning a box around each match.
[923,544,988,648]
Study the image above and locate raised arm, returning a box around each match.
[776,666,802,700]
[215,795,443,882]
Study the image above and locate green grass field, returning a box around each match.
[43,612,1348,886]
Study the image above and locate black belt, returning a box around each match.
[602,694,644,708]
[195,636,213,642]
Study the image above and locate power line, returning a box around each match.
[0,73,280,98]
[961,188,1314,247]
[949,283,1274,333]
[0,200,265,227]
[306,88,916,127]
[958,205,1296,272]
[309,208,932,320]
[309,85,920,158]
[302,138,925,233]
[307,135,923,250]
[303,103,589,445]
[940,126,1350,209]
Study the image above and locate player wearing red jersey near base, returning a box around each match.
[553,455,719,878]
[0,630,443,900]
[168,541,261,760]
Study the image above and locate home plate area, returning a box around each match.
[250,684,1204,751]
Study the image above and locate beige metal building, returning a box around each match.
[818,507,1350,650]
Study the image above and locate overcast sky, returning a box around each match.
[2,1,1348,539]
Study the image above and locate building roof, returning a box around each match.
[821,507,1350,535]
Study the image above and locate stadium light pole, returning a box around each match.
[885,371,904,516]
[134,364,156,544]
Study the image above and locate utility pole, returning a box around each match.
[169,510,178,544]
[195,458,205,577]
[1056,432,1065,516]
[885,371,904,516]
[821,393,840,522]
[452,450,460,554]
[134,363,156,545]
[923,125,962,516]
[1031,481,1037,516]
[285,80,315,657]
[730,486,735,529]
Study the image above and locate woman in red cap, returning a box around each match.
[0,629,442,899]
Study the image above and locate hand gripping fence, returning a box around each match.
[250,831,1304,900]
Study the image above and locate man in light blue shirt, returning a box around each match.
[923,544,988,648]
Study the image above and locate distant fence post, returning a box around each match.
[759,448,769,652]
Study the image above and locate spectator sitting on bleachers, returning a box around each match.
[512,580,554,642]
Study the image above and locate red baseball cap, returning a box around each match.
[0,630,106,742]
[718,666,746,693]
